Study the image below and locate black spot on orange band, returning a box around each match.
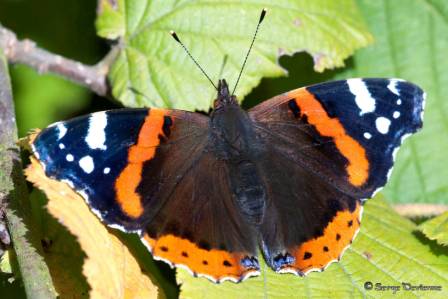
[303,252,312,260]
[162,115,173,137]
[142,234,258,282]
[282,201,362,274]
[223,260,232,267]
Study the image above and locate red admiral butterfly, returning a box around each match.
[30,9,424,283]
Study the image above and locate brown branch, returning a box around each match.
[0,48,57,298]
[0,210,11,257]
[0,25,118,96]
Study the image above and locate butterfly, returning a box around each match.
[30,9,425,283]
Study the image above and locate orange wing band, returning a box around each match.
[287,201,362,274]
[115,109,168,218]
[289,88,369,186]
[142,234,259,282]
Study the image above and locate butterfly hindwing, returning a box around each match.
[255,147,362,274]
[141,149,260,282]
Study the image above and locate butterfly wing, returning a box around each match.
[249,79,424,274]
[256,148,362,275]
[32,108,259,282]
[250,79,424,198]
[33,108,207,231]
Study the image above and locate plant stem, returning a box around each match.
[394,203,448,218]
[0,48,57,298]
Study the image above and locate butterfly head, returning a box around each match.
[213,79,238,110]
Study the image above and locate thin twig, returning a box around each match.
[0,25,118,96]
[0,48,57,298]
[394,203,448,218]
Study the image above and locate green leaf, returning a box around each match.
[178,197,448,298]
[96,0,372,110]
[0,251,12,274]
[330,0,448,204]
[0,251,25,298]
[96,0,124,39]
[419,212,448,246]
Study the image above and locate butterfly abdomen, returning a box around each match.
[228,160,266,226]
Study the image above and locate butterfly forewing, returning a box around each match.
[249,78,424,199]
[33,108,208,231]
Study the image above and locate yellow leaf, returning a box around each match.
[25,156,158,299]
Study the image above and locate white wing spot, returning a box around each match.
[397,99,402,105]
[79,156,95,174]
[57,124,67,139]
[103,167,111,174]
[85,112,108,150]
[393,111,400,119]
[375,117,391,134]
[363,132,372,139]
[347,79,376,115]
[59,143,65,149]
[66,154,74,162]
[387,79,400,96]
[421,92,426,121]
[62,179,74,188]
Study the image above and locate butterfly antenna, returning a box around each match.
[218,55,228,81]
[170,31,218,91]
[231,8,267,96]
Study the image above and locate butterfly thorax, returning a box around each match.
[210,79,259,156]
[210,79,267,225]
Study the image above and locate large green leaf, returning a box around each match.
[96,0,372,110]
[178,197,448,298]
[331,0,448,204]
[419,212,448,246]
